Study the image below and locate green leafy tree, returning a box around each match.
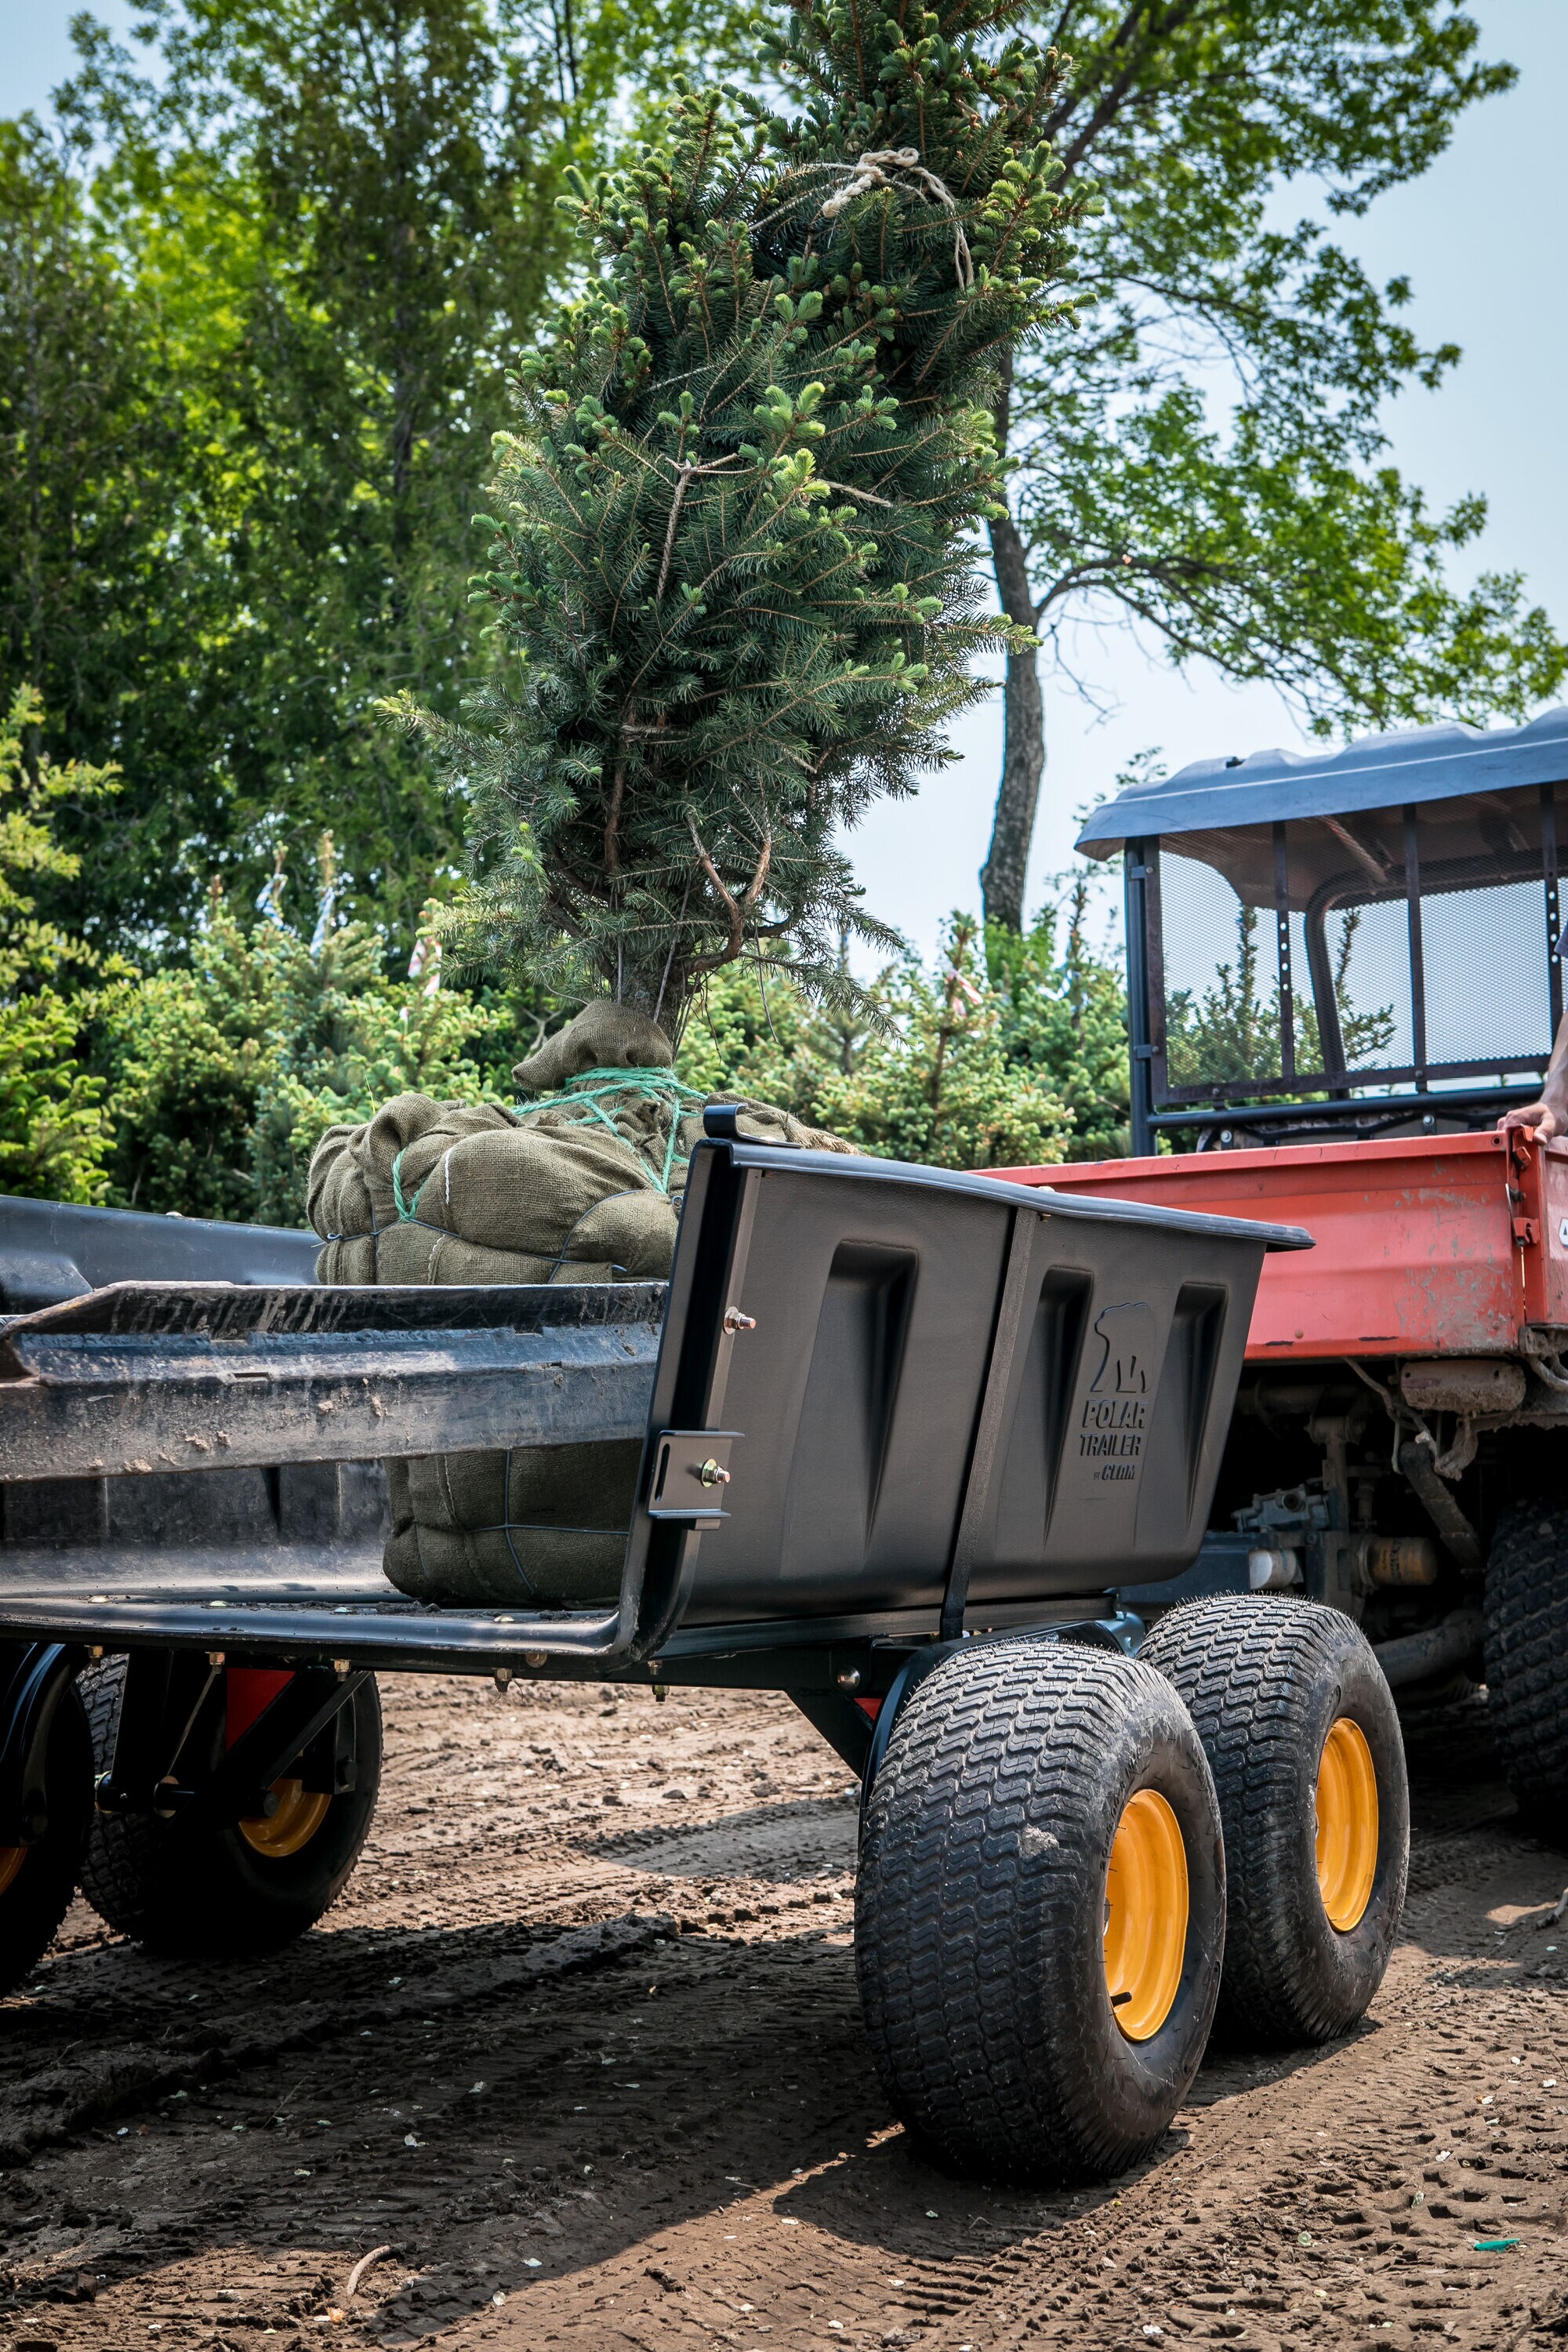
[409,0,1085,1030]
[0,122,227,959]
[4,0,760,956]
[0,687,125,1200]
[979,3,1566,927]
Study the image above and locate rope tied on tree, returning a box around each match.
[817,148,975,289]
[518,1065,710,1196]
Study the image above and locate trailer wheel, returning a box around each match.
[1484,1501,1568,1828]
[856,1641,1224,2186]
[78,1660,382,1958]
[0,1679,93,1997]
[1140,1596,1407,2047]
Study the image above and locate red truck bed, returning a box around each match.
[993,1131,1568,1361]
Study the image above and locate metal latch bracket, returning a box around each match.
[645,1429,742,1522]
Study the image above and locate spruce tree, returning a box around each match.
[398,0,1083,1034]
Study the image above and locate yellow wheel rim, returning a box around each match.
[0,1846,24,1897]
[239,1780,331,1859]
[1316,1715,1378,1931]
[1103,1788,1189,2042]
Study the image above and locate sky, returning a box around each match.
[4,0,1566,964]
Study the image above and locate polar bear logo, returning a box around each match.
[1087,1301,1156,1397]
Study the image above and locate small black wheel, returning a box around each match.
[1140,1595,1408,2048]
[78,1659,382,1958]
[0,1677,93,1995]
[1485,1500,1568,1827]
[856,1639,1224,2187]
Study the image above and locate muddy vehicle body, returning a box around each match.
[1047,705,1568,1819]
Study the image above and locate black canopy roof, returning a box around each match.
[1076,705,1568,861]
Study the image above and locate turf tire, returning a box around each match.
[1484,1500,1568,1830]
[78,1657,382,1958]
[0,1679,93,1996]
[856,1639,1224,2187]
[1140,1595,1408,2047]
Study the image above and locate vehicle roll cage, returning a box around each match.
[1125,820,1563,1152]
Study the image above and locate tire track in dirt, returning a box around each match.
[0,1677,1561,2351]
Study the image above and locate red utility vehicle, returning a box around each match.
[1014,708,1568,1819]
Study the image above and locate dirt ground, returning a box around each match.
[0,1672,1565,2352]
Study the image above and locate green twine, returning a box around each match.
[390,1066,710,1221]
[519,1064,709,1196]
[390,1145,426,1222]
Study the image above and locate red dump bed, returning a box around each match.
[991,1131,1568,1361]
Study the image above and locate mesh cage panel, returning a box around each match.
[1151,783,1560,1113]
[1421,880,1552,1070]
[1157,850,1283,1096]
[1321,898,1414,1076]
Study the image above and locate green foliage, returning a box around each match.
[676,953,847,1112]
[3,0,764,956]
[1022,4,1566,723]
[680,909,1114,1168]
[984,878,1130,1160]
[1013,380,1566,736]
[982,3,1565,924]
[0,687,125,1201]
[0,123,212,960]
[411,0,1085,1027]
[99,845,510,1225]
[810,916,1072,1167]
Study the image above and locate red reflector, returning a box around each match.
[225,1667,292,1748]
[853,1695,882,1722]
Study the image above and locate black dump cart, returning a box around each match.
[0,1125,1405,2185]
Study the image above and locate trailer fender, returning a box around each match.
[0,1642,84,1844]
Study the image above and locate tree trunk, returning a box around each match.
[981,505,1044,931]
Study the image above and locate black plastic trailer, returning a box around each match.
[0,1127,1409,2184]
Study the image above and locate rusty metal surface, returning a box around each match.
[994,1131,1568,1361]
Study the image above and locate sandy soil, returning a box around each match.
[0,1674,1565,2351]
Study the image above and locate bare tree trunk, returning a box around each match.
[981,504,1044,931]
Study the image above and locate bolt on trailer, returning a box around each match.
[0,1118,1388,2187]
[1011,702,1568,1826]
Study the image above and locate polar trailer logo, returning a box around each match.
[1078,1301,1153,1483]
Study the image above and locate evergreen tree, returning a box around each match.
[406,0,1083,1030]
[98,842,510,1223]
[985,874,1129,1159]
[809,914,1072,1166]
[1163,902,1395,1095]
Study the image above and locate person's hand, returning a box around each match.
[1498,1100,1561,1138]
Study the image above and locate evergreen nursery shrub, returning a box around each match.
[397,0,1085,1031]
